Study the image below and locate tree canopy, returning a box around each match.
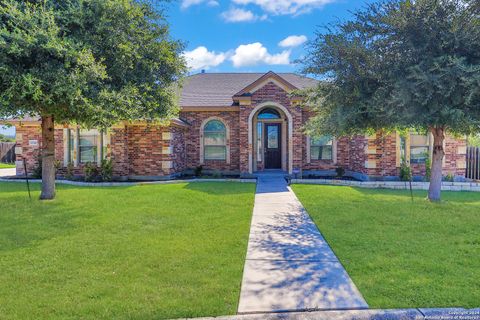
[300,0,480,201]
[0,0,186,127]
[0,0,186,199]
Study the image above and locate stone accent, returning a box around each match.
[292,179,480,192]
[161,132,172,140]
[365,160,377,169]
[162,161,173,169]
[162,146,173,155]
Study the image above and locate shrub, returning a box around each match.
[424,156,431,181]
[100,159,113,182]
[335,166,345,178]
[32,157,42,179]
[212,170,221,179]
[444,173,454,182]
[54,160,61,174]
[65,162,74,180]
[84,162,98,182]
[400,157,412,181]
[194,165,203,177]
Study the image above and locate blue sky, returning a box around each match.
[167,0,374,73]
[1,0,372,136]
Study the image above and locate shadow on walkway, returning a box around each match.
[238,174,368,313]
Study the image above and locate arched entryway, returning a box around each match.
[248,102,293,174]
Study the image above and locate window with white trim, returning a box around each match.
[67,129,106,164]
[79,129,99,163]
[203,120,227,161]
[410,134,430,164]
[310,136,333,160]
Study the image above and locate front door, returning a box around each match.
[264,123,282,169]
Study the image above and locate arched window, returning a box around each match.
[258,108,281,120]
[203,120,227,160]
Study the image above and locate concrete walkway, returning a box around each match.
[238,174,368,314]
[0,168,16,177]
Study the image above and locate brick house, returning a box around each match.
[8,71,467,181]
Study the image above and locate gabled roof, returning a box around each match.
[179,72,318,108]
[233,71,299,97]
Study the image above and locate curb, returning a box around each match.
[181,308,480,320]
[291,179,480,192]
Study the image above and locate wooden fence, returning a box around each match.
[0,142,16,163]
[466,146,480,181]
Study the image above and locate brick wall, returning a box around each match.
[126,125,169,177]
[171,126,187,174]
[110,127,129,177]
[239,81,304,174]
[444,135,467,176]
[15,125,42,175]
[180,111,240,173]
[14,123,186,180]
[365,133,398,177]
[111,124,187,178]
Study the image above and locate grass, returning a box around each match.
[292,185,480,309]
[0,163,15,169]
[0,181,255,320]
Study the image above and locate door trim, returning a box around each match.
[264,123,282,169]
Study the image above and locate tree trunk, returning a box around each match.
[428,127,445,202]
[40,115,56,200]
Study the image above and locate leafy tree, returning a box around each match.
[0,0,186,199]
[467,134,480,147]
[301,0,480,201]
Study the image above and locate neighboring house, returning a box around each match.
[7,71,467,181]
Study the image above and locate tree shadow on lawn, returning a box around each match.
[350,186,480,204]
[0,185,109,253]
[0,203,85,253]
[301,184,480,204]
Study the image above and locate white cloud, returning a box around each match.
[181,0,218,9]
[221,8,268,22]
[279,35,307,48]
[231,0,336,15]
[230,42,290,67]
[182,46,227,71]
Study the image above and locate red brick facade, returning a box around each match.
[14,123,187,180]
[180,111,240,173]
[11,74,468,181]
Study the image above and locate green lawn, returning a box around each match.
[0,182,255,320]
[0,163,15,169]
[292,185,480,308]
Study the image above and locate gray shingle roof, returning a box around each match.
[179,72,318,107]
